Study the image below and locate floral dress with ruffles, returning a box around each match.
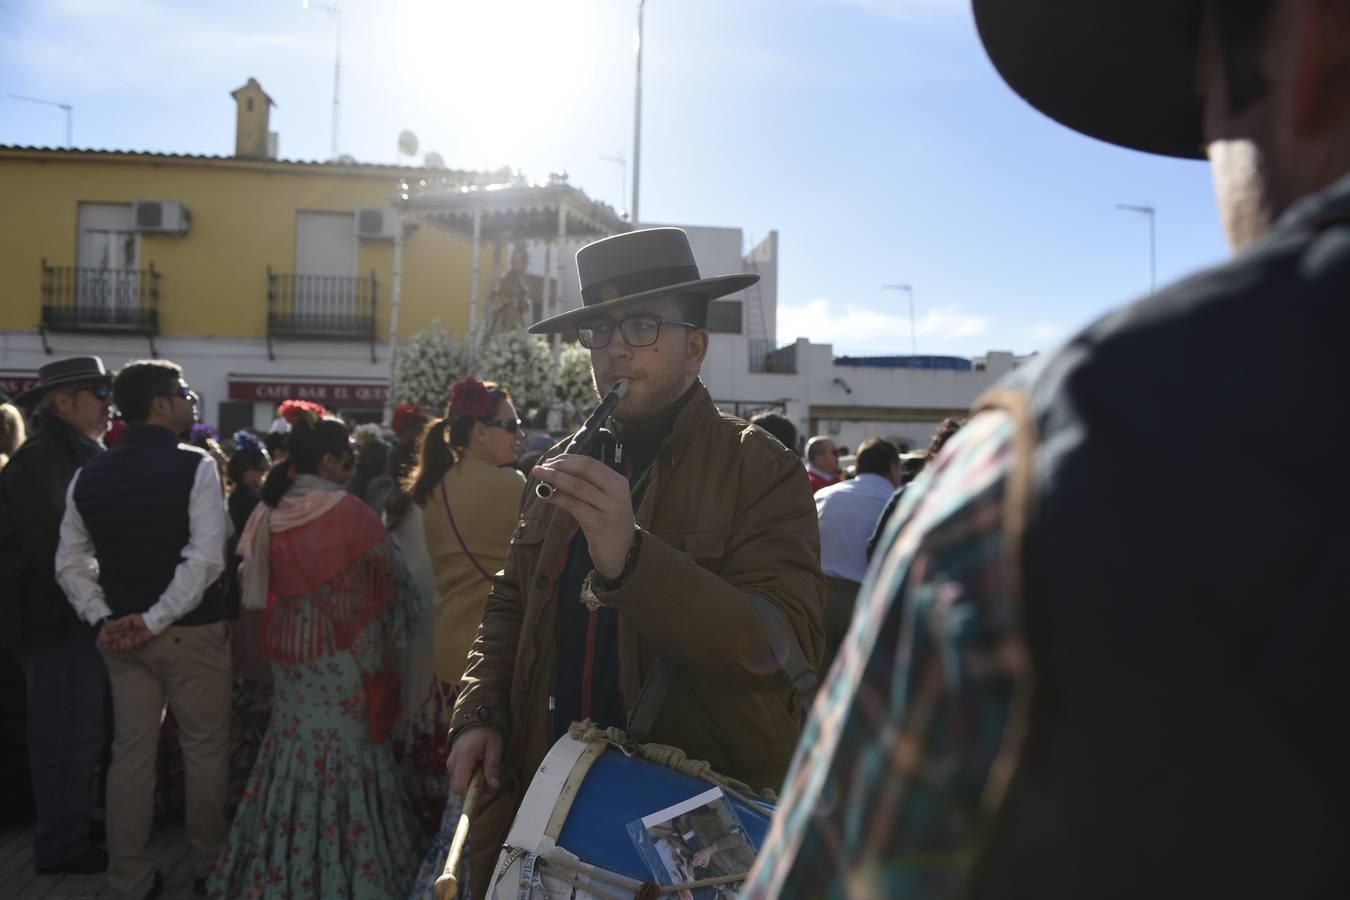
[209,492,426,899]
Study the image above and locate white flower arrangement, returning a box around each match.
[474,331,552,418]
[558,343,599,425]
[391,321,468,410]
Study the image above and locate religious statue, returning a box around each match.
[484,244,533,339]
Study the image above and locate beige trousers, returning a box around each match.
[100,621,231,899]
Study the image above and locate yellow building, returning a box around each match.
[0,78,624,430]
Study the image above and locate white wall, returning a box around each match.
[701,333,1028,451]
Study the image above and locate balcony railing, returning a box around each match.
[41,258,160,332]
[749,339,798,374]
[267,268,377,361]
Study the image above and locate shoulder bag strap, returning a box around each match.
[440,482,495,584]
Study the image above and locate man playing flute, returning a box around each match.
[445,227,826,899]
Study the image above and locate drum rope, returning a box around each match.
[567,722,778,814]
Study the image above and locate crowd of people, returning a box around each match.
[3,1,1350,896]
[0,223,944,899]
[0,335,907,899]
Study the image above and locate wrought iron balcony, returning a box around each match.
[40,257,160,339]
[266,268,377,361]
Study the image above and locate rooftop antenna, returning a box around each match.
[302,0,342,160]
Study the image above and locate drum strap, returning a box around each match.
[626,655,674,739]
[747,592,820,717]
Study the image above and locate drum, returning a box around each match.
[488,733,774,898]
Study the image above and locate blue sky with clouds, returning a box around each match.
[1,0,1229,357]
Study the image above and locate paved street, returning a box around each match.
[0,823,198,899]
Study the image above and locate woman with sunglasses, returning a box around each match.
[211,401,424,899]
[394,377,526,897]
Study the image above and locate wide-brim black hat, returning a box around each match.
[14,355,112,406]
[528,227,759,335]
[972,0,1206,160]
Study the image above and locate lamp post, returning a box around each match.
[10,94,73,147]
[631,0,646,225]
[302,0,342,160]
[1116,203,1156,294]
[882,284,917,356]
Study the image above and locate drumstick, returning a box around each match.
[434,769,485,900]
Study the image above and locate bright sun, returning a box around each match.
[397,0,604,170]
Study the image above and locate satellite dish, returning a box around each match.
[398,130,419,157]
[424,151,445,169]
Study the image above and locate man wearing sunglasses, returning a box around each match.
[57,359,229,900]
[446,227,826,898]
[0,357,113,877]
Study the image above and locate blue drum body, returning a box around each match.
[558,746,772,881]
[491,734,774,897]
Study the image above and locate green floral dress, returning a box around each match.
[209,496,426,899]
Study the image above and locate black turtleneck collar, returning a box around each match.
[615,380,699,474]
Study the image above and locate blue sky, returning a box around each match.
[0,0,1229,357]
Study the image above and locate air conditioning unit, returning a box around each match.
[132,200,190,235]
[355,207,399,241]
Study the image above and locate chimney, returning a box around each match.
[231,78,276,160]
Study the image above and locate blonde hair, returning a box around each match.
[0,403,27,469]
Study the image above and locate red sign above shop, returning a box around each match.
[228,379,389,406]
[0,372,40,399]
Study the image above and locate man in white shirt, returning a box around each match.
[814,437,902,672]
[56,360,228,900]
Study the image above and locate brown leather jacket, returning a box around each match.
[451,382,824,894]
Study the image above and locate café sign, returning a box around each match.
[0,372,40,398]
[228,379,388,406]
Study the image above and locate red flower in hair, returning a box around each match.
[278,399,330,427]
[449,378,497,419]
[391,403,425,435]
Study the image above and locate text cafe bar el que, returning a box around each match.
[228,380,389,406]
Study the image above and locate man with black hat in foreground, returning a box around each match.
[748,2,1350,897]
[446,227,825,899]
[0,356,112,876]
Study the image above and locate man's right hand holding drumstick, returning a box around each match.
[447,726,504,797]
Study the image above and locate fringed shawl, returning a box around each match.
[242,486,396,663]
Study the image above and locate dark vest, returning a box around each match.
[978,182,1350,898]
[73,424,224,627]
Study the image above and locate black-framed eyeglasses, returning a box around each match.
[164,382,194,400]
[484,418,524,434]
[81,384,112,401]
[576,313,697,349]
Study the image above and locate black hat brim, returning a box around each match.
[13,373,113,407]
[527,273,760,335]
[973,0,1206,160]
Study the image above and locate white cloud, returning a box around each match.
[778,296,991,348]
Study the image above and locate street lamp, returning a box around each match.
[1116,203,1156,294]
[10,94,73,147]
[631,0,646,225]
[882,284,917,356]
[302,0,342,160]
